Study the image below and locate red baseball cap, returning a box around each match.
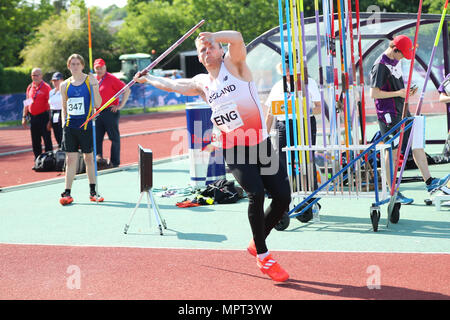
[94,58,106,68]
[392,35,414,60]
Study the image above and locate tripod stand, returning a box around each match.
[123,188,167,235]
[123,145,167,235]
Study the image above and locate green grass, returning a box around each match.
[0,104,187,128]
[0,120,21,128]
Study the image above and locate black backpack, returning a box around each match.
[200,179,243,204]
[34,151,56,172]
[54,150,66,172]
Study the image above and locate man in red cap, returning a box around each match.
[94,58,131,167]
[370,35,450,209]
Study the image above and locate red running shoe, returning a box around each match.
[90,193,104,202]
[60,192,73,206]
[256,254,289,282]
[247,239,257,257]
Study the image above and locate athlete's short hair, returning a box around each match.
[67,54,85,67]
[195,36,223,50]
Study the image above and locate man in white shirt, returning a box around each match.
[47,72,64,148]
[265,60,321,144]
[264,58,322,222]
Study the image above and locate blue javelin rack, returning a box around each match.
[279,117,415,232]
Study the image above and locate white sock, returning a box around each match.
[257,251,270,260]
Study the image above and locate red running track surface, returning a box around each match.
[1,244,449,300]
[0,111,188,188]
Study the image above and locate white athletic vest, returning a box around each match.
[195,62,268,149]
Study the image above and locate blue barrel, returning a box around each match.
[186,103,225,187]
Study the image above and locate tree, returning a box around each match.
[183,0,280,44]
[53,0,69,14]
[101,4,127,22]
[116,0,280,59]
[355,0,434,13]
[115,1,196,59]
[0,0,55,67]
[20,4,116,77]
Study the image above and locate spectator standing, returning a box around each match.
[93,58,131,167]
[22,68,53,167]
[47,72,64,148]
[264,58,323,222]
[369,35,450,204]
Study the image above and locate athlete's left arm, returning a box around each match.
[201,30,252,81]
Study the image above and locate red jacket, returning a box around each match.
[26,81,51,115]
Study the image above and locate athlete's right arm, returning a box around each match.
[134,72,204,98]
[60,81,68,125]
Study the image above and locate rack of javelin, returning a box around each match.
[277,117,415,232]
[274,0,437,232]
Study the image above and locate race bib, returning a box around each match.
[67,97,85,116]
[211,101,244,133]
[52,112,60,123]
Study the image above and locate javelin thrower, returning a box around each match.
[134,29,291,283]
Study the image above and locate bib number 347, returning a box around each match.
[67,97,85,116]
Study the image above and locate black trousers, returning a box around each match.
[30,111,53,159]
[50,110,63,148]
[378,115,413,156]
[223,138,291,254]
[95,109,120,166]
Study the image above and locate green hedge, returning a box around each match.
[0,66,33,94]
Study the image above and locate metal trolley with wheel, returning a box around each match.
[274,118,414,232]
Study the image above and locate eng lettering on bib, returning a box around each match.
[67,97,85,116]
[211,101,244,133]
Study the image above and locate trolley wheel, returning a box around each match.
[424,199,432,206]
[274,212,290,231]
[295,203,313,223]
[390,202,401,224]
[370,209,380,232]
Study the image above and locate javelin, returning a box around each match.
[80,19,205,128]
[88,8,93,72]
[87,8,101,202]
[390,0,449,212]
[387,0,423,225]
[415,0,448,116]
